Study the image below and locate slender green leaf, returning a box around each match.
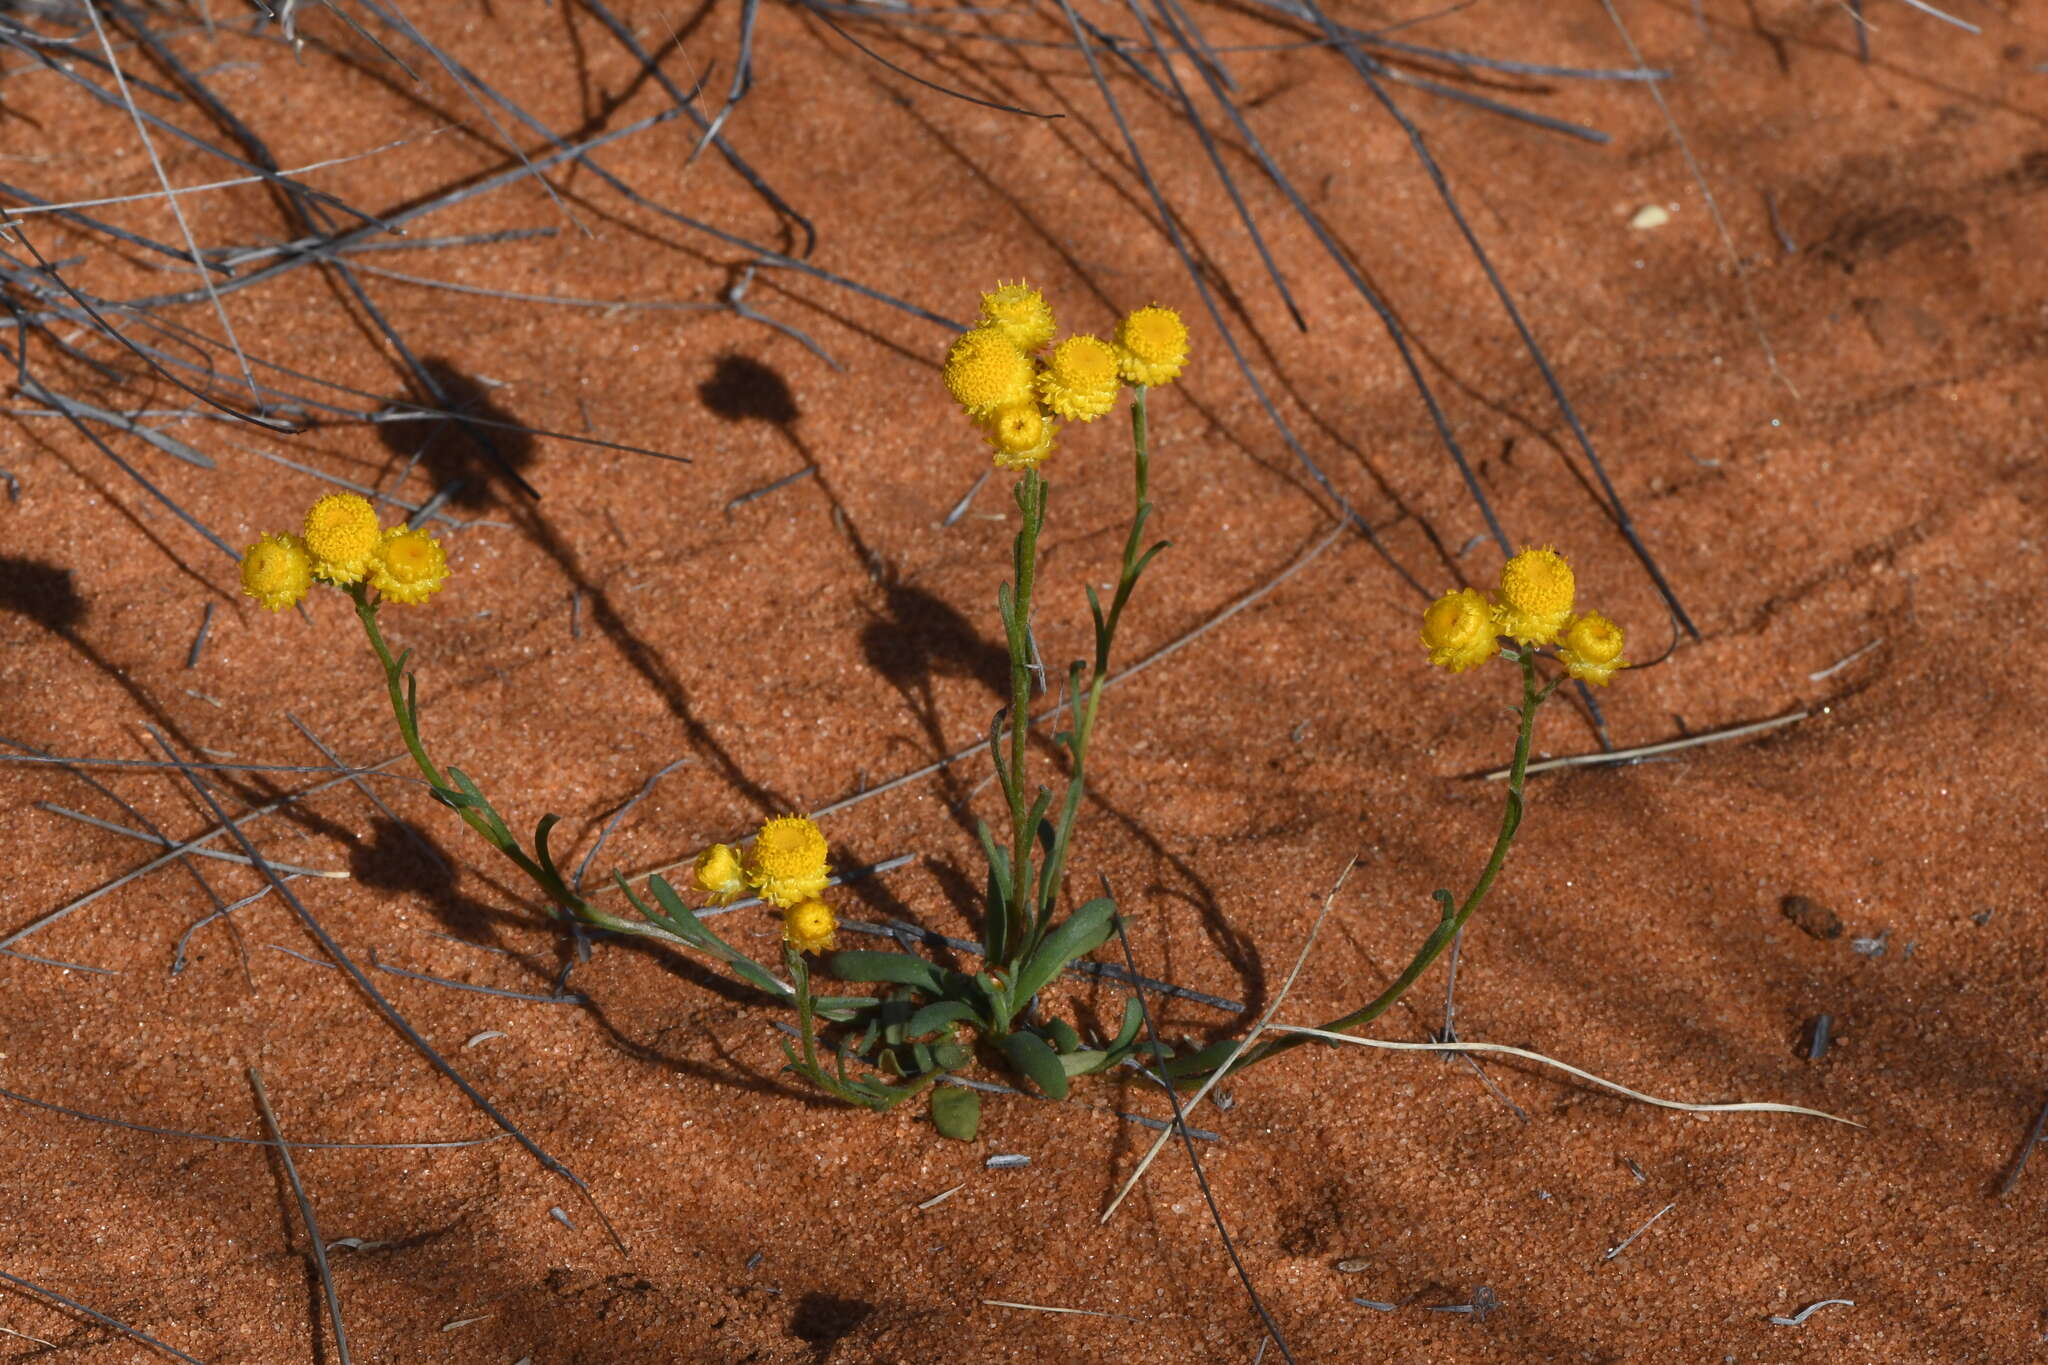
[625,872,793,1001]
[931,1085,981,1141]
[532,812,565,885]
[1108,996,1145,1053]
[999,1030,1070,1099]
[1013,898,1117,1005]
[828,950,946,994]
[1046,1018,1082,1054]
[1059,1049,1109,1076]
[907,1001,978,1037]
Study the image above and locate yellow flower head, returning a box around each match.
[1114,305,1189,387]
[978,281,1057,353]
[1420,587,1499,674]
[746,815,831,908]
[944,325,1035,417]
[1558,610,1628,686]
[692,843,747,905]
[982,401,1057,471]
[367,526,448,605]
[783,899,838,955]
[1492,546,1575,646]
[239,532,313,612]
[302,492,383,584]
[1038,334,1122,421]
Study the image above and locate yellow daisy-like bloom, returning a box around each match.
[302,492,383,584]
[238,532,313,612]
[783,899,838,955]
[1492,546,1575,646]
[978,281,1057,353]
[367,526,449,605]
[1114,305,1189,387]
[943,325,1035,418]
[692,843,748,905]
[746,815,831,909]
[1420,587,1499,674]
[982,401,1057,471]
[1037,334,1122,421]
[1557,610,1628,686]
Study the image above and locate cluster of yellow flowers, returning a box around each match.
[239,492,449,612]
[941,281,1189,470]
[1421,546,1628,685]
[693,814,839,954]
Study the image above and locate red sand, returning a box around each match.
[3,2,2046,1360]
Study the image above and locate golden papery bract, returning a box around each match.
[1559,610,1628,686]
[368,526,448,605]
[978,281,1057,354]
[983,402,1057,471]
[693,844,747,905]
[303,492,382,585]
[747,815,832,909]
[1420,587,1499,674]
[944,325,1035,417]
[239,532,313,612]
[782,899,838,955]
[1493,546,1575,645]
[1114,305,1189,386]
[1037,334,1122,421]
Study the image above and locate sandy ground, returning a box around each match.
[2,1,2046,1360]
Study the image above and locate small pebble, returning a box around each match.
[1336,1258,1371,1274]
[1850,929,1891,957]
[1781,894,1843,941]
[1629,204,1672,229]
[985,1154,1030,1170]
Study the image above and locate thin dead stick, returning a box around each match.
[1101,855,1358,1225]
[1996,1089,2048,1195]
[37,804,347,878]
[249,1070,352,1364]
[1484,711,1808,780]
[0,1268,210,1364]
[981,1300,1147,1321]
[1599,1201,1675,1262]
[1261,1026,1860,1125]
[0,129,449,217]
[1108,906,1296,1364]
[79,0,265,411]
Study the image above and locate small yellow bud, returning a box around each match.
[1558,611,1628,686]
[1113,305,1189,387]
[302,492,384,585]
[1037,334,1122,421]
[692,843,748,905]
[1492,546,1575,646]
[367,526,448,605]
[782,899,838,955]
[1420,587,1499,674]
[981,402,1057,471]
[943,325,1035,417]
[978,281,1057,353]
[239,532,313,612]
[746,815,831,909]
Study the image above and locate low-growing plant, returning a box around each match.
[237,280,1632,1140]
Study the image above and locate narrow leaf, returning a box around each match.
[999,1030,1070,1099]
[827,950,946,994]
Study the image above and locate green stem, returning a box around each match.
[347,583,652,940]
[1204,648,1549,1079]
[1001,471,1045,959]
[1024,387,1152,957]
